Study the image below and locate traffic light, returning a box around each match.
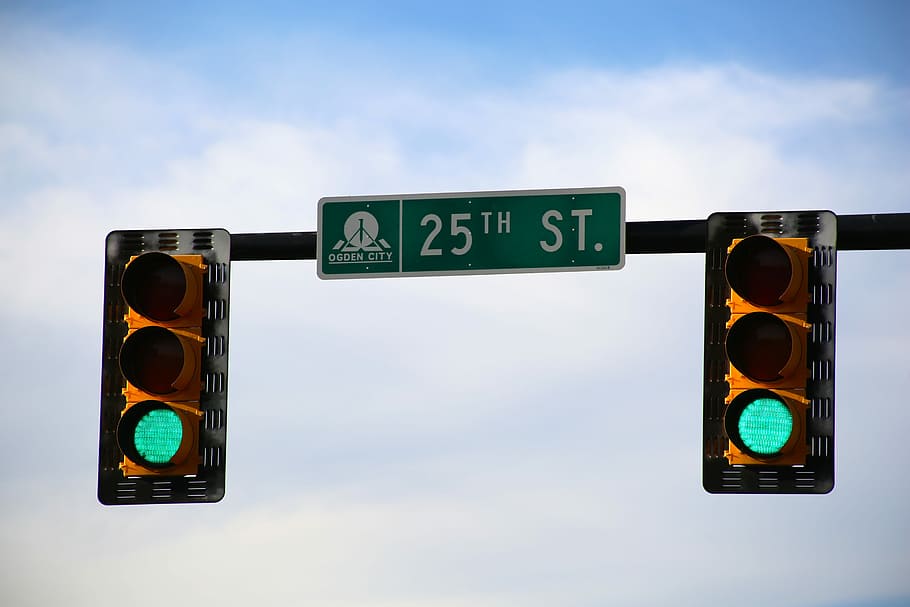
[98,230,230,504]
[703,212,836,494]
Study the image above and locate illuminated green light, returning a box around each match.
[738,397,793,455]
[133,408,183,464]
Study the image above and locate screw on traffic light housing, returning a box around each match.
[98,230,230,504]
[703,212,836,494]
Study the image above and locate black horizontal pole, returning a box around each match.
[836,213,910,251]
[229,213,910,261]
[230,231,316,261]
[626,219,706,254]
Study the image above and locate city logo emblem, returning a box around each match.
[327,211,395,266]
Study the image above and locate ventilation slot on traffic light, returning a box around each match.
[192,231,216,250]
[157,232,179,251]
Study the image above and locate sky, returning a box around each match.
[1,1,909,606]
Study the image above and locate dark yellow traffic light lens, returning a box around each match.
[120,326,187,395]
[121,252,188,321]
[738,396,793,455]
[133,408,183,464]
[726,235,793,306]
[726,312,793,382]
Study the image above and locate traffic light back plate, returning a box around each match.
[98,229,230,505]
[703,212,836,494]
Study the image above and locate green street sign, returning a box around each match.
[317,187,625,279]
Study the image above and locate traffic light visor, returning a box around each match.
[121,252,197,322]
[120,326,197,395]
[725,235,801,307]
[726,312,801,382]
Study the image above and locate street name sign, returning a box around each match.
[317,187,625,279]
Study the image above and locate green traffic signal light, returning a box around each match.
[133,408,184,464]
[116,401,196,470]
[737,396,793,456]
[724,389,797,460]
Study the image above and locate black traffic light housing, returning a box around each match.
[703,212,836,494]
[98,230,230,504]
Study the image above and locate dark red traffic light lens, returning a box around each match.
[121,252,187,321]
[725,236,793,307]
[726,312,793,382]
[120,327,186,395]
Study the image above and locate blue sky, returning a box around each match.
[1,2,909,607]
[7,1,910,79]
